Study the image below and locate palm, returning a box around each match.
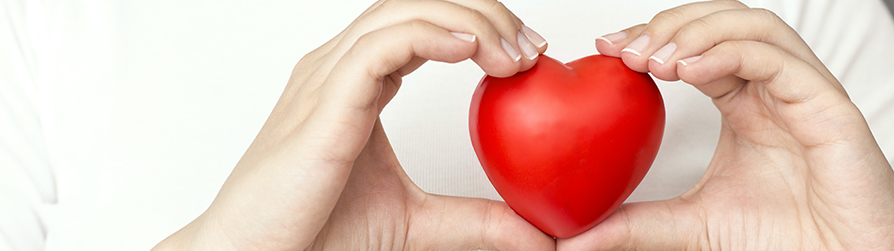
[303,121,413,250]
[573,77,894,250]
[703,76,894,248]
[685,80,851,249]
[306,121,552,250]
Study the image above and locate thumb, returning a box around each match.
[557,199,705,250]
[408,195,556,251]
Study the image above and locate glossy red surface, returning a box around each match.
[469,54,665,238]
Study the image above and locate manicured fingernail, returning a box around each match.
[450,32,476,42]
[596,31,628,46]
[677,55,702,66]
[521,25,547,48]
[621,34,650,56]
[517,31,539,60]
[649,42,676,64]
[501,38,521,62]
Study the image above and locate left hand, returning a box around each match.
[561,0,894,250]
[152,0,553,250]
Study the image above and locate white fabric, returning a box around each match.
[1,0,892,250]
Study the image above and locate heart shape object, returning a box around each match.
[469,54,665,238]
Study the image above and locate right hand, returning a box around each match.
[562,1,894,250]
[153,0,553,250]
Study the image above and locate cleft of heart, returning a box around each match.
[470,54,665,238]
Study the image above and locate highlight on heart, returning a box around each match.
[470,54,665,238]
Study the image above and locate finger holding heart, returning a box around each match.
[561,1,894,250]
[594,0,838,88]
[154,0,556,250]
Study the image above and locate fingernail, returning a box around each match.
[501,38,521,62]
[517,31,539,60]
[596,31,628,46]
[450,32,476,42]
[677,55,702,66]
[521,25,547,48]
[649,42,676,64]
[621,34,650,56]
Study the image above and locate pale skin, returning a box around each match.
[153,0,894,250]
[153,0,553,250]
[560,0,894,250]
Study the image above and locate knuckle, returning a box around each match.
[720,40,742,49]
[652,8,689,25]
[483,0,520,26]
[751,7,784,23]
[486,0,508,14]
[404,19,429,31]
[354,30,375,47]
[378,0,399,8]
[624,23,648,34]
[382,0,405,5]
[466,9,490,27]
[351,32,380,58]
[352,24,405,52]
[390,19,434,38]
[679,17,716,41]
[750,8,790,39]
[716,0,749,9]
[687,17,715,33]
[716,40,746,52]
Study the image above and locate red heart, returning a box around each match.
[469,54,665,238]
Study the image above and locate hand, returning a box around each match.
[153,0,553,250]
[561,0,894,250]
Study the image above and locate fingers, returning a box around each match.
[658,8,835,84]
[676,40,860,148]
[305,21,480,165]
[409,195,556,251]
[444,0,549,65]
[329,0,546,78]
[330,20,479,103]
[595,0,748,73]
[677,41,835,104]
[557,200,705,250]
[594,24,644,58]
[594,1,840,89]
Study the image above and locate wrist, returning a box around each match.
[152,211,237,251]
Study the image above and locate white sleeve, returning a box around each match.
[1,0,57,250]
